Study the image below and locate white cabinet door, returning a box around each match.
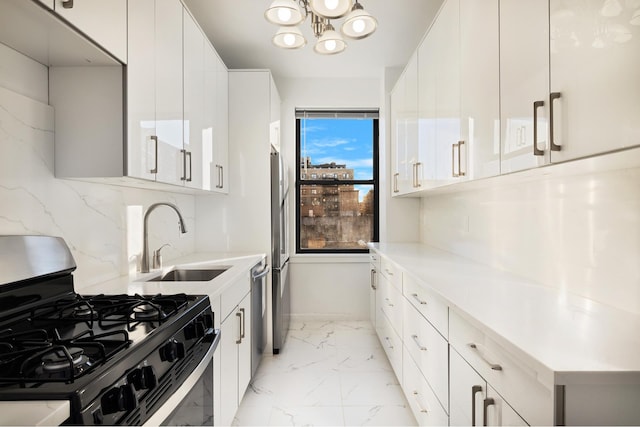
[220,311,239,427]
[127,0,156,181]
[549,0,640,162]
[53,0,127,63]
[237,292,252,403]
[369,263,377,326]
[391,74,411,195]
[183,11,206,189]
[460,0,500,180]
[154,0,184,185]
[127,0,184,185]
[450,348,486,426]
[418,26,438,190]
[203,42,218,192]
[434,0,462,186]
[500,0,550,173]
[404,52,421,191]
[214,51,229,193]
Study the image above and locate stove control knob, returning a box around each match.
[101,384,137,415]
[160,339,185,362]
[127,366,157,390]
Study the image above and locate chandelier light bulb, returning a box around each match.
[325,0,339,10]
[278,8,292,22]
[324,39,337,51]
[314,25,346,54]
[273,26,307,49]
[283,33,296,46]
[352,18,365,33]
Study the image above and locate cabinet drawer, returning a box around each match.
[380,255,401,291]
[403,303,449,410]
[403,350,449,425]
[379,311,403,382]
[380,275,403,336]
[403,273,448,338]
[220,274,250,322]
[449,310,553,426]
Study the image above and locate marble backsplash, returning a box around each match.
[420,163,640,315]
[0,52,195,292]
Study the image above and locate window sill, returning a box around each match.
[289,253,370,264]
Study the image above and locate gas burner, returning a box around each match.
[72,305,94,320]
[41,347,91,373]
[133,303,161,321]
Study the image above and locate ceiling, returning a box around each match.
[182,0,443,81]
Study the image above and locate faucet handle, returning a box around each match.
[152,243,171,270]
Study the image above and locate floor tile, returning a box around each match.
[235,320,417,427]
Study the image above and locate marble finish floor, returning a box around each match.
[233,320,417,426]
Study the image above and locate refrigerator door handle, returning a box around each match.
[252,264,270,280]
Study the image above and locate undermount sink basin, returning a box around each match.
[148,267,229,282]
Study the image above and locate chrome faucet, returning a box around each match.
[140,202,187,273]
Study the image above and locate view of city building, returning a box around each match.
[299,157,374,250]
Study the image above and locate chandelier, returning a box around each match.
[265,0,378,55]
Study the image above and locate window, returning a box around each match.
[296,109,379,253]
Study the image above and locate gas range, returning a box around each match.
[0,236,219,425]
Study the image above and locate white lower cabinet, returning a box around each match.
[403,350,449,425]
[403,302,449,411]
[450,347,527,426]
[218,278,252,427]
[369,253,379,327]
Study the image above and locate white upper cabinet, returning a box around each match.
[460,0,500,180]
[214,48,229,193]
[183,10,207,189]
[391,70,411,195]
[417,29,438,190]
[53,0,127,63]
[548,0,640,161]
[433,0,462,185]
[499,0,551,173]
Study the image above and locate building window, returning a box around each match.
[296,109,379,253]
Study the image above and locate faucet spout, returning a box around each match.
[140,202,187,273]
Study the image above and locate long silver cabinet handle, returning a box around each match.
[186,151,192,182]
[240,307,246,339]
[458,141,466,176]
[180,149,187,181]
[370,269,377,290]
[150,135,158,174]
[483,397,495,426]
[471,385,483,426]
[235,311,242,344]
[220,165,224,188]
[412,391,429,413]
[411,334,427,351]
[468,343,503,371]
[533,100,545,156]
[393,172,399,193]
[415,162,422,187]
[549,92,562,151]
[411,293,427,305]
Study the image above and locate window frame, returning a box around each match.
[295,111,380,254]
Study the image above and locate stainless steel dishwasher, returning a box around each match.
[251,261,270,376]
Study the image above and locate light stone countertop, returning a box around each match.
[369,242,640,385]
[0,252,265,427]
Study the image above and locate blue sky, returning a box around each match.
[300,118,374,182]
[300,118,374,203]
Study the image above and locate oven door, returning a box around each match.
[143,334,219,426]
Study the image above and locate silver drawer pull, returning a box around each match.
[411,334,427,351]
[411,293,427,305]
[385,297,394,307]
[468,343,503,371]
[384,336,394,350]
[412,391,429,413]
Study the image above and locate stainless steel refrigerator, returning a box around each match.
[271,145,290,354]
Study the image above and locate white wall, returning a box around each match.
[419,154,640,315]
[0,44,196,292]
[277,76,381,320]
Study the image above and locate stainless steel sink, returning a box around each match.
[148,267,229,282]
